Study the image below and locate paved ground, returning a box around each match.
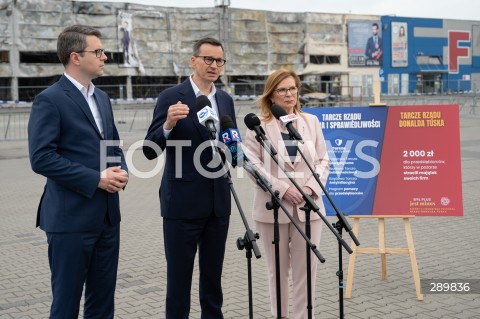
[0,103,479,318]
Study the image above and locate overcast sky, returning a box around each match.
[83,0,480,21]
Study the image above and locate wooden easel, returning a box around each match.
[345,215,424,301]
[369,79,387,107]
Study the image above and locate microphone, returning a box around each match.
[196,95,218,140]
[270,104,303,142]
[221,115,272,190]
[220,115,246,168]
[244,113,277,156]
[244,113,266,141]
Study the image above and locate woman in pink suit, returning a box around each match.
[244,69,330,319]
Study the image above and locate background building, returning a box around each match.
[381,16,480,95]
[1,0,479,102]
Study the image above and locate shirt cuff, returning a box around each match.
[163,126,172,139]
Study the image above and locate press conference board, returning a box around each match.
[304,104,463,217]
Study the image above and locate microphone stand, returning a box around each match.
[211,142,261,319]
[253,125,277,158]
[292,139,361,319]
[251,129,354,319]
[267,191,282,318]
[334,221,345,319]
[229,174,261,319]
[242,158,325,319]
[300,204,313,319]
[253,131,353,252]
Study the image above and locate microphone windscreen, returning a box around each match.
[244,113,261,130]
[195,95,211,112]
[220,115,236,131]
[270,104,288,120]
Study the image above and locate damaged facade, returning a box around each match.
[0,0,381,101]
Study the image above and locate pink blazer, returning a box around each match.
[244,112,330,224]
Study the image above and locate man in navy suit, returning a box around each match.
[143,37,236,319]
[28,25,128,318]
[365,22,383,66]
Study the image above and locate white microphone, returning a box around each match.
[279,113,298,131]
[271,104,303,143]
[196,95,218,140]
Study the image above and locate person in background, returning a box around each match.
[28,25,128,318]
[365,22,383,65]
[244,69,330,319]
[143,37,236,319]
[120,20,131,64]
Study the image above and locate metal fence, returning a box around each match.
[0,81,362,102]
[131,83,175,100]
[0,109,30,140]
[113,107,154,133]
[0,107,154,141]
[3,79,480,103]
[1,95,477,141]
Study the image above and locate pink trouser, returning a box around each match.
[256,216,323,319]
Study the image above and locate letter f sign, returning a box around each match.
[449,31,470,74]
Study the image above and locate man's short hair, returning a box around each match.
[57,25,102,66]
[192,37,224,56]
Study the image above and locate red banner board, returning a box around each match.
[372,104,463,216]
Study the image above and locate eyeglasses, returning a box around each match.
[75,49,106,58]
[195,56,226,67]
[275,86,298,96]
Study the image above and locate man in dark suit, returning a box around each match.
[120,20,130,64]
[143,37,236,319]
[365,22,383,66]
[28,25,128,319]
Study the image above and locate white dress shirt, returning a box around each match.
[64,73,104,137]
[189,75,220,138]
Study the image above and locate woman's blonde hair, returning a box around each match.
[258,69,302,121]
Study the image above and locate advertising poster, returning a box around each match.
[348,20,383,67]
[392,22,408,67]
[118,12,140,67]
[304,107,388,216]
[372,105,463,216]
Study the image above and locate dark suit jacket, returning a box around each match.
[143,79,236,219]
[28,75,127,233]
[365,36,383,59]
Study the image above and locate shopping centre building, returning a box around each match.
[1,0,479,102]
